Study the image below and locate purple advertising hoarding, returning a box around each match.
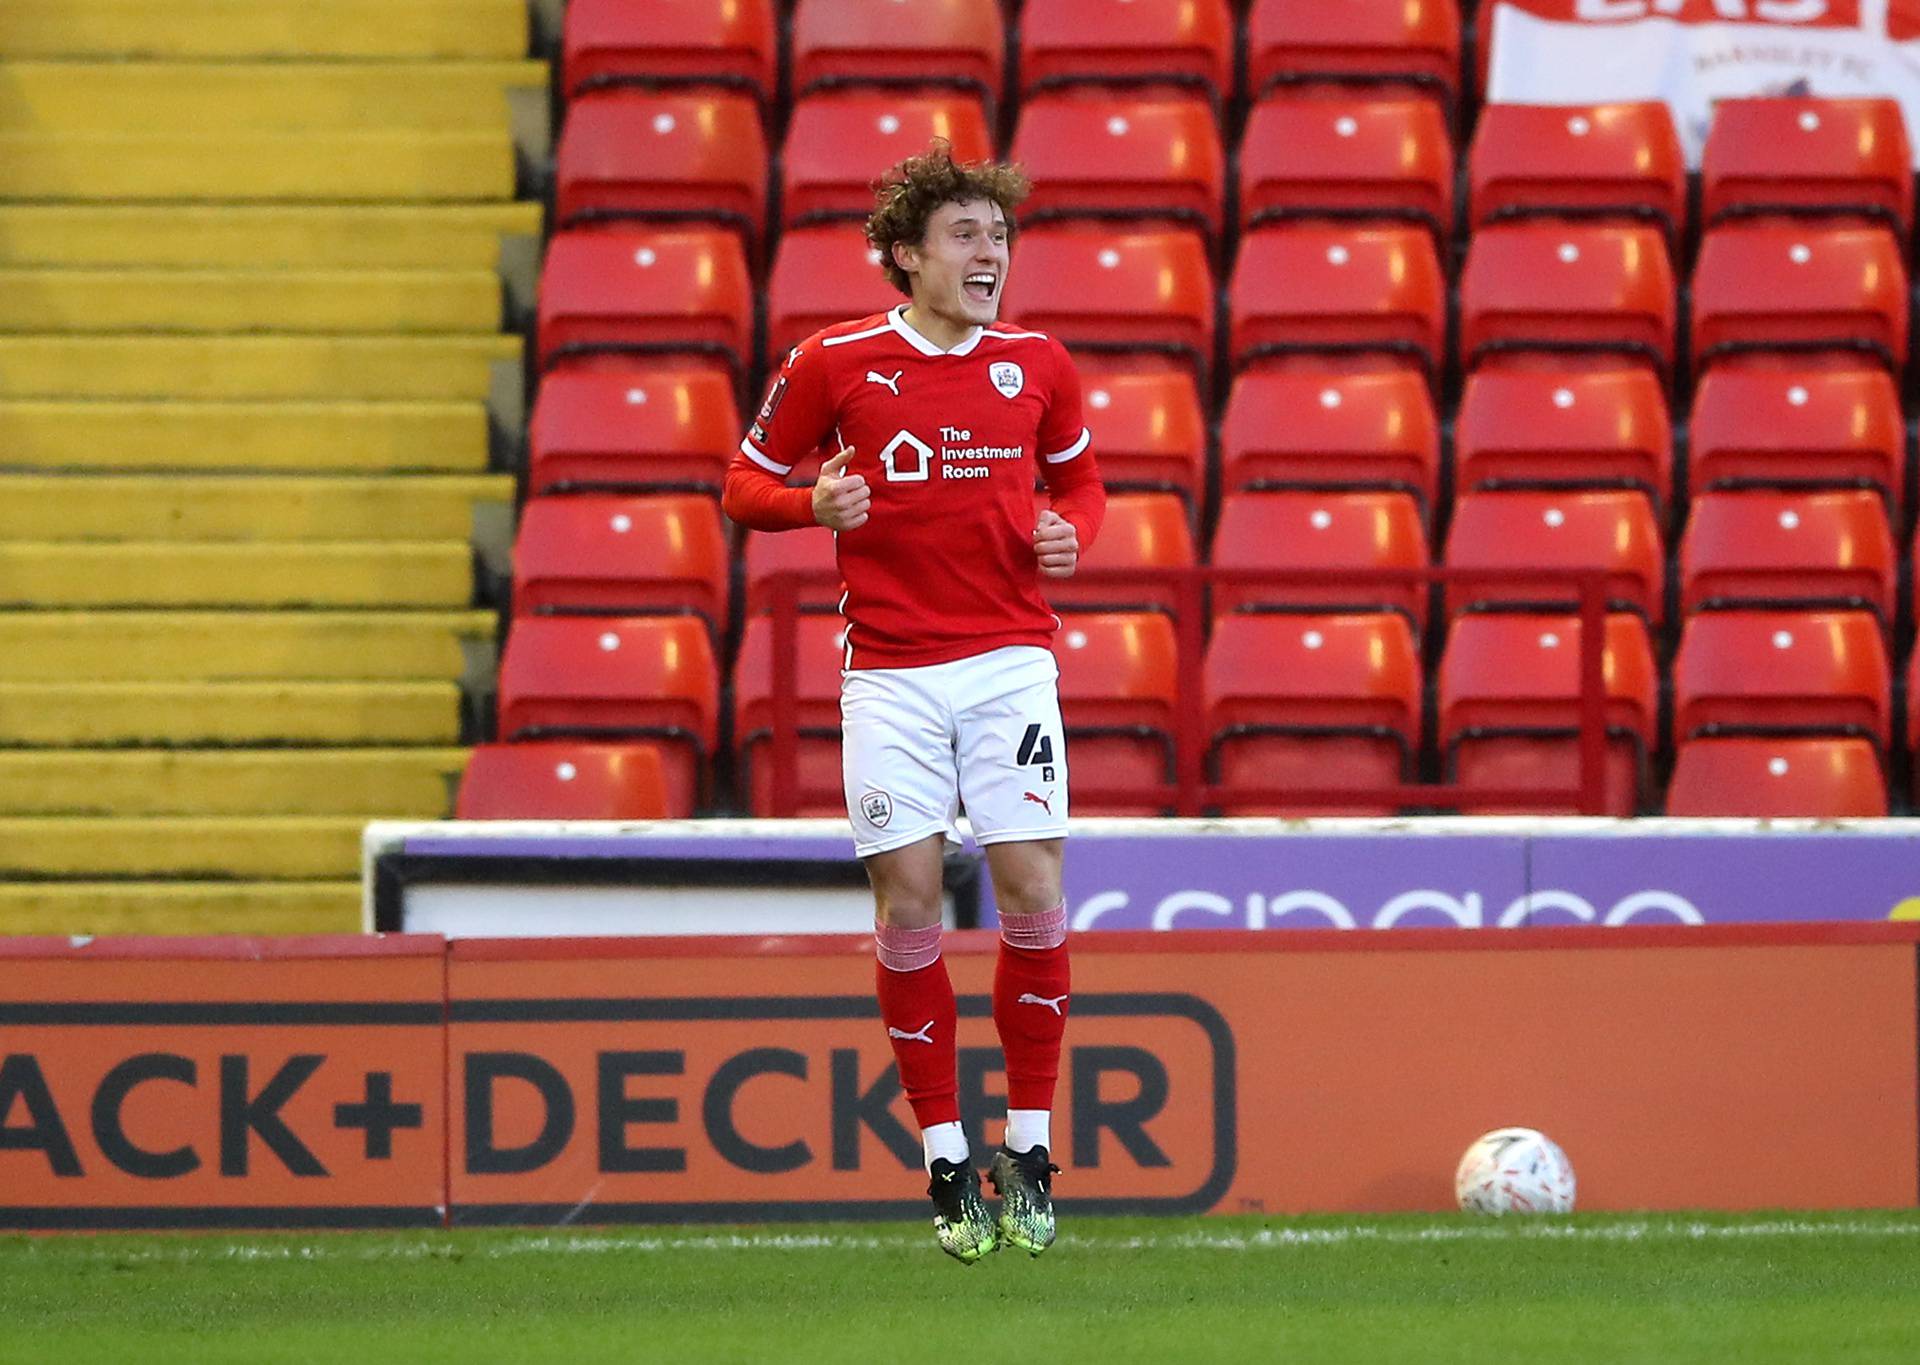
[1524,833,1920,928]
[390,822,1920,932]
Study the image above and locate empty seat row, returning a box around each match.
[555,83,1918,258]
[513,484,1913,645]
[533,216,1912,400]
[561,0,1457,112]
[529,363,1902,538]
[478,604,1909,820]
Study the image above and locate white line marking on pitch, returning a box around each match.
[11,1217,1920,1268]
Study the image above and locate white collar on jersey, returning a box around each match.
[888,304,984,357]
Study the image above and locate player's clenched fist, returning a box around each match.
[811,446,870,531]
[1033,509,1079,577]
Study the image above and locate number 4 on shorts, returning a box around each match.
[1016,723,1055,767]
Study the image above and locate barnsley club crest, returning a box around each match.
[860,790,893,828]
[988,361,1024,398]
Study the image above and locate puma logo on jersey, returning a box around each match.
[1017,992,1068,1016]
[866,369,903,395]
[1022,791,1054,816]
[888,1020,935,1044]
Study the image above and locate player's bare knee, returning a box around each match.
[985,840,1063,920]
[988,862,1063,920]
[873,888,944,929]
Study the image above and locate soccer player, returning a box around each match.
[721,145,1104,1262]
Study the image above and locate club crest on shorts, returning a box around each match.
[988,361,1024,399]
[860,790,893,828]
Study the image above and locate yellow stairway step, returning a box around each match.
[0,204,542,270]
[0,1,529,61]
[0,542,476,608]
[0,400,487,471]
[0,748,468,816]
[0,816,364,878]
[0,60,548,132]
[0,268,502,335]
[0,881,363,936]
[0,680,462,745]
[0,610,494,682]
[0,131,514,202]
[0,474,513,541]
[0,335,522,402]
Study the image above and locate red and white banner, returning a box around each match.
[1487,0,1920,162]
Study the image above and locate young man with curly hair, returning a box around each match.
[722,144,1105,1263]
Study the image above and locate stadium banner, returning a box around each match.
[0,935,447,1230]
[4,925,1915,1223]
[442,925,1919,1221]
[1485,0,1920,164]
[365,819,1920,935]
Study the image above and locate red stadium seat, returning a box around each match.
[535,229,752,385]
[1666,738,1888,818]
[1437,612,1658,815]
[1454,368,1672,513]
[1246,0,1460,111]
[766,226,902,365]
[1702,98,1913,241]
[1239,96,1453,240]
[1018,0,1234,102]
[1459,224,1676,379]
[511,495,729,632]
[790,0,1005,114]
[1909,644,1920,803]
[1075,367,1206,507]
[782,94,992,229]
[1444,490,1664,625]
[1690,224,1908,374]
[457,742,675,819]
[1011,95,1225,246]
[1000,226,1215,385]
[1052,612,1180,814]
[1218,370,1439,514]
[1673,609,1891,751]
[496,616,718,815]
[1210,491,1428,629]
[732,613,851,817]
[561,0,777,105]
[1680,491,1896,628]
[743,526,841,616]
[1205,612,1422,815]
[1688,367,1904,518]
[1042,491,1194,613]
[1228,225,1446,382]
[1468,102,1686,240]
[526,367,739,496]
[553,93,767,250]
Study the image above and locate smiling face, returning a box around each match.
[893,197,1010,344]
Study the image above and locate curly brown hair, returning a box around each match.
[865,141,1031,296]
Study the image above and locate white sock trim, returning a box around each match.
[921,1121,968,1173]
[1005,1109,1051,1155]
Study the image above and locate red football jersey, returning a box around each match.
[723,305,1106,669]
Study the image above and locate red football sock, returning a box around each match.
[993,902,1071,1117]
[874,921,959,1129]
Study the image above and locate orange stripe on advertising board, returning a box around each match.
[445,924,1919,1222]
[0,936,446,1229]
[445,939,1230,1223]
[2,924,1916,1228]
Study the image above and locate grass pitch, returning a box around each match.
[5,1212,1919,1363]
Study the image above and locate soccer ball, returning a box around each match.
[1454,1127,1576,1215]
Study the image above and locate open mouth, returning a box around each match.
[963,272,997,304]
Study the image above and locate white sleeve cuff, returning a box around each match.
[739,438,793,475]
[1042,428,1091,464]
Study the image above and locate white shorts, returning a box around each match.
[842,645,1070,858]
